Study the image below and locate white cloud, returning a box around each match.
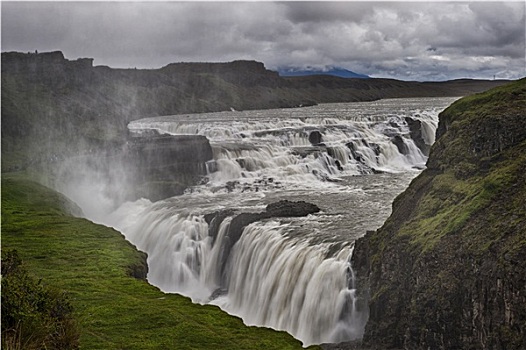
[1,1,524,81]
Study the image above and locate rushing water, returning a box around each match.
[74,98,456,346]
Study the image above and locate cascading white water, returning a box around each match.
[216,221,361,345]
[106,204,363,346]
[109,200,223,300]
[128,99,441,193]
[71,98,458,346]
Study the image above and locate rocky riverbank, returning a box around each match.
[351,79,526,349]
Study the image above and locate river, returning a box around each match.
[66,97,457,346]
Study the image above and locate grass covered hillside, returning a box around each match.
[353,79,526,349]
[1,174,313,349]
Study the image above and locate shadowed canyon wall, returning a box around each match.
[352,79,526,350]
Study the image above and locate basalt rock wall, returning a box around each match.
[123,133,214,201]
[352,79,526,349]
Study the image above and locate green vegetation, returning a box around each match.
[2,249,80,350]
[442,78,526,118]
[1,174,312,349]
[395,79,526,251]
[398,140,526,251]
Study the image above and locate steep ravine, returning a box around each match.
[352,79,526,349]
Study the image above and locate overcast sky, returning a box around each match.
[2,1,525,81]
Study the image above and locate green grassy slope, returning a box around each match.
[394,79,526,251]
[1,174,314,349]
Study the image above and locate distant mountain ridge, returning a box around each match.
[277,66,370,79]
[1,51,510,172]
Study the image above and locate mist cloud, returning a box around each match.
[2,1,524,81]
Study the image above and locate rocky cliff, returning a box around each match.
[124,133,214,200]
[352,79,526,349]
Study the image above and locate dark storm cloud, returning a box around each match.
[1,1,524,81]
[283,2,376,24]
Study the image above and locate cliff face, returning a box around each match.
[352,79,526,349]
[124,133,214,200]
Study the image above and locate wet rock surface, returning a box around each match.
[309,130,323,145]
[124,133,214,201]
[405,116,431,156]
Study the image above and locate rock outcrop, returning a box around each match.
[309,130,323,145]
[205,200,320,285]
[1,51,94,87]
[123,133,214,201]
[52,131,214,202]
[352,79,526,349]
[161,60,282,87]
[405,117,431,156]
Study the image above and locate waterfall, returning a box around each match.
[71,98,457,346]
[217,221,364,345]
[106,204,366,346]
[129,99,443,195]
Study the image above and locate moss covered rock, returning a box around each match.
[353,79,526,349]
